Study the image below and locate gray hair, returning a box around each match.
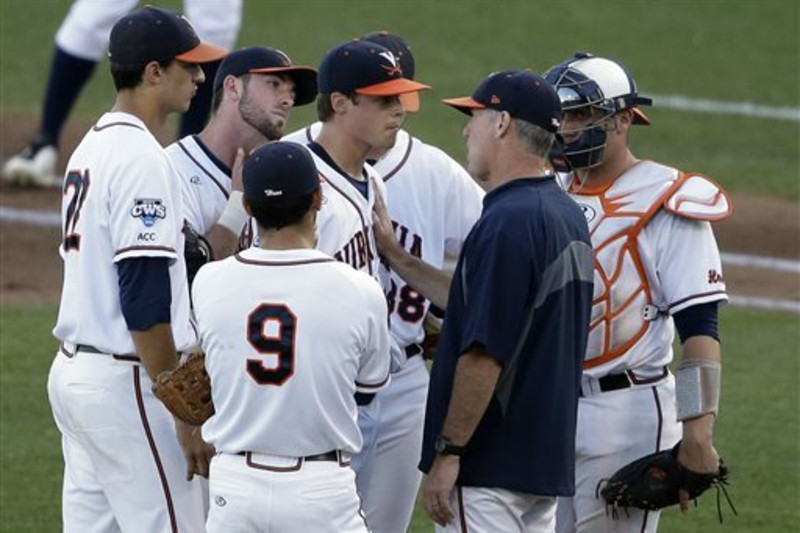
[511,117,554,157]
[486,109,555,157]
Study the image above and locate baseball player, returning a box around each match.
[46,7,226,532]
[288,31,485,532]
[279,39,429,277]
[194,141,390,532]
[544,53,731,533]
[167,46,317,259]
[3,0,241,187]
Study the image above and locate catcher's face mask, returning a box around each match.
[544,52,651,172]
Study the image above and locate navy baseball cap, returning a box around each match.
[360,31,420,112]
[317,40,430,100]
[243,142,320,206]
[213,47,318,106]
[108,6,227,65]
[443,70,562,133]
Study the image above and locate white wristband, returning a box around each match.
[216,191,247,234]
[675,359,721,421]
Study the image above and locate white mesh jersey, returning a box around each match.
[53,112,196,353]
[287,125,483,352]
[563,160,729,378]
[166,135,231,235]
[195,247,391,456]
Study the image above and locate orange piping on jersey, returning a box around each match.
[580,172,690,369]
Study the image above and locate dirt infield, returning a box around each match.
[1,113,798,306]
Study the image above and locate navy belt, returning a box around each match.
[405,343,423,359]
[60,343,141,362]
[580,366,669,397]
[237,450,340,462]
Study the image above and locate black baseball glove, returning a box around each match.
[183,221,213,287]
[597,441,736,521]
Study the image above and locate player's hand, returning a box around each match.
[424,454,460,526]
[231,147,245,192]
[370,179,402,257]
[174,418,215,480]
[677,414,719,513]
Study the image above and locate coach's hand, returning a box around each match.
[424,454,460,526]
[175,419,215,480]
[370,179,402,258]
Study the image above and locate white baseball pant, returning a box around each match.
[556,376,680,533]
[47,348,206,533]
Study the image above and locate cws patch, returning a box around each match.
[131,198,167,227]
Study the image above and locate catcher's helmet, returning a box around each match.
[544,52,651,172]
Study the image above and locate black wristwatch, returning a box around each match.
[434,435,466,456]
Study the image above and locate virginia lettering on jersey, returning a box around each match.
[393,220,422,258]
[332,227,374,270]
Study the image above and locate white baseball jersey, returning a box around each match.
[287,125,483,351]
[166,134,231,235]
[196,247,391,456]
[55,0,242,61]
[280,131,388,279]
[563,160,730,378]
[53,112,195,353]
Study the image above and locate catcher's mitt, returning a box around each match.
[598,441,736,522]
[183,221,214,288]
[153,352,215,426]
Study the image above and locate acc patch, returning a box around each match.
[131,198,167,227]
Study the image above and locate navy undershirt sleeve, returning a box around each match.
[673,301,719,343]
[117,257,172,331]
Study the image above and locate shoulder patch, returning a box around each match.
[663,174,732,221]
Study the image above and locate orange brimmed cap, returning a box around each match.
[317,40,429,104]
[109,6,227,65]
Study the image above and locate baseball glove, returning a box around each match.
[152,352,215,426]
[183,221,214,288]
[598,441,736,521]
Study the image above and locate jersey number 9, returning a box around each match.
[247,303,296,386]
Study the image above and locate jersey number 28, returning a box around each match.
[247,303,296,386]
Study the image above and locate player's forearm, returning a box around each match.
[678,335,721,443]
[131,324,180,380]
[382,245,452,309]
[206,224,239,259]
[440,346,502,446]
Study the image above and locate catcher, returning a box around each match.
[544,52,733,533]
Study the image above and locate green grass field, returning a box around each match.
[1,0,798,197]
[1,1,798,531]
[1,305,798,531]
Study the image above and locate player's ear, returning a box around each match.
[330,92,351,115]
[225,75,242,103]
[614,109,634,133]
[311,187,323,212]
[242,199,254,216]
[142,60,163,85]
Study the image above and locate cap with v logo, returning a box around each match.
[317,40,430,97]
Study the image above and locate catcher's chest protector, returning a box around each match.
[568,162,685,369]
